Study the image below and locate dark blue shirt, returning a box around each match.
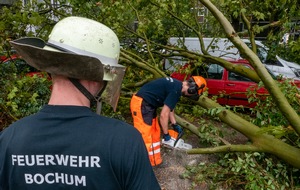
[136,77,182,110]
[0,105,160,190]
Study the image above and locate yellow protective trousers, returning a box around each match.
[130,95,162,166]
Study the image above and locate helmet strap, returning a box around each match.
[94,81,107,114]
[69,78,107,114]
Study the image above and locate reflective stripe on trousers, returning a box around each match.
[130,95,162,166]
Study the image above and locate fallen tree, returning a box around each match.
[175,96,300,168]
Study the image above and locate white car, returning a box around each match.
[264,55,300,80]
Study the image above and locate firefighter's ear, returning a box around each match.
[187,83,198,94]
[187,78,198,95]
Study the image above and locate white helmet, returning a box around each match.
[10,16,125,111]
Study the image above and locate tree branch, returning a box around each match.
[188,144,262,154]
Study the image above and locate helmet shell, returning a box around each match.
[45,16,122,81]
[191,76,207,94]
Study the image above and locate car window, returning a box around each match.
[207,64,223,79]
[244,42,268,63]
[194,64,223,79]
[228,65,252,81]
[256,46,268,63]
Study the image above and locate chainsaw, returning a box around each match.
[166,129,192,150]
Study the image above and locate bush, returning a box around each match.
[0,61,51,130]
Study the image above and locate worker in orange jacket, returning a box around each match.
[130,76,207,166]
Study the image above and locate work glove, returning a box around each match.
[163,133,171,141]
[172,123,183,134]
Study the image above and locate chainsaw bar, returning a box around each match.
[174,139,192,150]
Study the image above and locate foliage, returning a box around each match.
[0,0,57,53]
[248,80,300,148]
[183,152,300,190]
[269,18,300,63]
[0,60,51,131]
[176,100,227,147]
[277,39,300,64]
